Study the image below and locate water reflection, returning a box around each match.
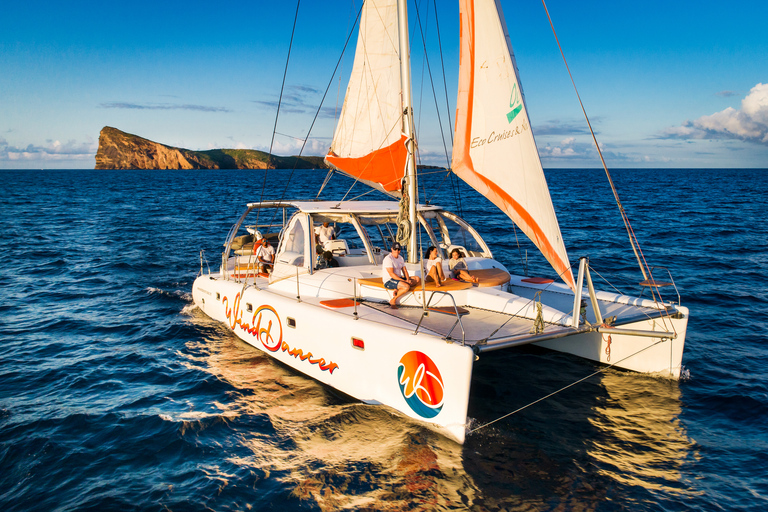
[184,308,478,510]
[585,371,696,495]
[462,348,697,509]
[185,311,695,510]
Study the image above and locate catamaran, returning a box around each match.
[192,0,688,444]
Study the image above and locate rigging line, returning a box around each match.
[265,1,365,228]
[334,0,356,124]
[426,167,453,205]
[413,0,451,170]
[586,265,625,297]
[274,131,306,142]
[486,260,576,340]
[539,0,651,285]
[316,169,335,199]
[346,187,379,202]
[419,168,454,176]
[431,0,462,217]
[467,338,666,435]
[258,0,302,227]
[511,223,526,273]
[415,0,430,140]
[588,263,675,334]
[432,0,453,149]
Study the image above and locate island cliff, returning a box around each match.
[95,126,328,170]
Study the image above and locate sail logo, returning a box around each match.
[397,351,444,418]
[506,83,523,123]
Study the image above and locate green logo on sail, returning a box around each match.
[507,84,522,123]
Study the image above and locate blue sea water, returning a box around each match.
[1,168,767,511]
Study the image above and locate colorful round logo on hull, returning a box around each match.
[397,351,444,418]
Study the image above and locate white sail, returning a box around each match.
[325,0,407,197]
[452,0,575,289]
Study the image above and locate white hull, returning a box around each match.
[193,272,475,443]
[193,262,688,444]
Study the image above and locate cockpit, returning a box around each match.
[220,201,493,281]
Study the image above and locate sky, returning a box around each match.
[1,0,767,169]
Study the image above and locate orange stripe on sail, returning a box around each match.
[465,170,575,290]
[326,135,407,193]
[453,0,575,290]
[453,0,475,182]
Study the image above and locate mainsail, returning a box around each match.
[452,0,575,289]
[325,0,407,197]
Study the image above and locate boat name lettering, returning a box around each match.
[222,294,339,374]
[470,121,529,149]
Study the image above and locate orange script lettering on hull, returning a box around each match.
[222,294,339,374]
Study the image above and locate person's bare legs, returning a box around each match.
[428,266,442,287]
[390,281,410,307]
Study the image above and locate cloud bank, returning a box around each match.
[100,102,231,113]
[661,83,768,145]
[254,85,340,119]
[0,138,96,162]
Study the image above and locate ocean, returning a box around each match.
[1,168,766,511]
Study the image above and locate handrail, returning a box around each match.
[198,249,211,277]
[641,266,681,305]
[413,289,466,345]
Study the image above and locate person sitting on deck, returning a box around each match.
[382,242,420,308]
[255,237,275,275]
[424,246,447,288]
[316,250,339,270]
[449,248,479,283]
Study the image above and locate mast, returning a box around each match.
[397,0,419,263]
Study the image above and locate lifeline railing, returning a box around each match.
[412,289,466,345]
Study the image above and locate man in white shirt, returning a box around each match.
[381,242,420,308]
[255,238,275,274]
[316,222,335,245]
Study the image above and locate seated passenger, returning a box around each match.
[316,250,339,270]
[315,243,325,267]
[382,242,420,308]
[449,248,479,283]
[424,246,447,288]
[255,238,275,274]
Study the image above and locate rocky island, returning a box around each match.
[95,126,328,170]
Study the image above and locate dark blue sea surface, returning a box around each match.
[1,168,767,511]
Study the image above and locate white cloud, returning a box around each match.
[661,83,768,145]
[0,138,97,161]
[260,137,329,156]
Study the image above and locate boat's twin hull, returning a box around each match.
[535,311,689,379]
[193,273,688,444]
[193,275,475,443]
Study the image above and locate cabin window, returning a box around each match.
[287,317,296,328]
[438,213,486,256]
[277,216,306,267]
[311,214,374,267]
